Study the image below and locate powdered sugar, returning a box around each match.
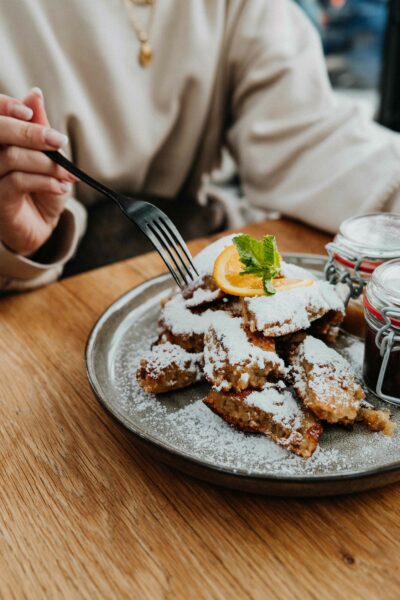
[240,373,250,385]
[203,313,286,391]
[184,286,223,308]
[110,323,399,477]
[245,384,303,430]
[141,342,203,378]
[162,292,226,336]
[94,258,400,482]
[204,313,284,371]
[280,261,317,280]
[340,337,365,378]
[194,234,239,275]
[245,281,344,336]
[300,335,351,372]
[291,335,363,411]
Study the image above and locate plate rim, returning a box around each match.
[85,253,400,487]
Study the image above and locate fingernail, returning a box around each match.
[44,128,69,148]
[66,173,78,183]
[11,103,33,120]
[59,181,72,194]
[31,86,43,99]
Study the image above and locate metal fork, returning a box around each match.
[44,150,199,288]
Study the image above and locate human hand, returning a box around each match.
[0,88,77,256]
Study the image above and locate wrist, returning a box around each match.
[1,217,63,263]
[0,236,49,258]
[0,218,60,258]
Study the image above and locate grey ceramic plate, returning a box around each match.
[86,253,400,497]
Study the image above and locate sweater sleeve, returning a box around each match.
[0,197,87,292]
[226,0,400,233]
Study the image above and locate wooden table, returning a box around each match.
[1,219,399,600]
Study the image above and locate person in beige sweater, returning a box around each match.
[1,0,400,292]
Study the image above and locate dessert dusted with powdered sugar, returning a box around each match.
[136,234,395,458]
[137,342,204,394]
[290,335,393,432]
[181,275,225,308]
[243,282,344,337]
[205,383,322,458]
[204,313,286,392]
[290,335,365,425]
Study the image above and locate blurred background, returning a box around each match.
[207,0,400,211]
[210,0,400,228]
[296,0,389,118]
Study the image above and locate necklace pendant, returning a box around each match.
[139,42,153,67]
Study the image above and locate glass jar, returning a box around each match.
[325,213,400,337]
[363,259,400,405]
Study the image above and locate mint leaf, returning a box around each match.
[233,234,281,296]
[232,234,265,271]
[263,235,281,269]
[263,276,276,296]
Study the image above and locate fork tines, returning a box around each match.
[143,209,199,289]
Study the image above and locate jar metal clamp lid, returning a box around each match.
[325,213,400,305]
[364,259,400,405]
[325,241,369,305]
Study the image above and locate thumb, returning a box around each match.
[22,87,50,126]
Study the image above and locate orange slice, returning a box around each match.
[213,245,314,297]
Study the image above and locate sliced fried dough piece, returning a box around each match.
[242,281,344,338]
[309,309,344,344]
[290,335,365,425]
[181,275,225,309]
[160,275,225,311]
[211,295,243,318]
[159,280,243,353]
[357,401,395,436]
[204,384,322,458]
[157,328,205,353]
[159,292,225,352]
[204,314,286,392]
[290,337,395,435]
[136,342,203,394]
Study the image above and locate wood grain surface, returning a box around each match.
[1,219,399,600]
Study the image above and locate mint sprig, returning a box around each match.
[233,234,281,296]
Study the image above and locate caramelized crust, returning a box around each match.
[357,401,395,436]
[210,295,243,317]
[205,387,322,458]
[203,315,286,392]
[157,327,205,353]
[158,279,244,354]
[290,336,364,425]
[308,310,344,343]
[137,251,394,458]
[246,329,277,352]
[136,343,203,394]
[181,275,225,308]
[242,282,344,338]
[290,337,395,435]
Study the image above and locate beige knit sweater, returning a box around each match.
[1,0,400,291]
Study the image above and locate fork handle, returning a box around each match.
[44,150,123,207]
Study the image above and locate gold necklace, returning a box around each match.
[123,0,155,68]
